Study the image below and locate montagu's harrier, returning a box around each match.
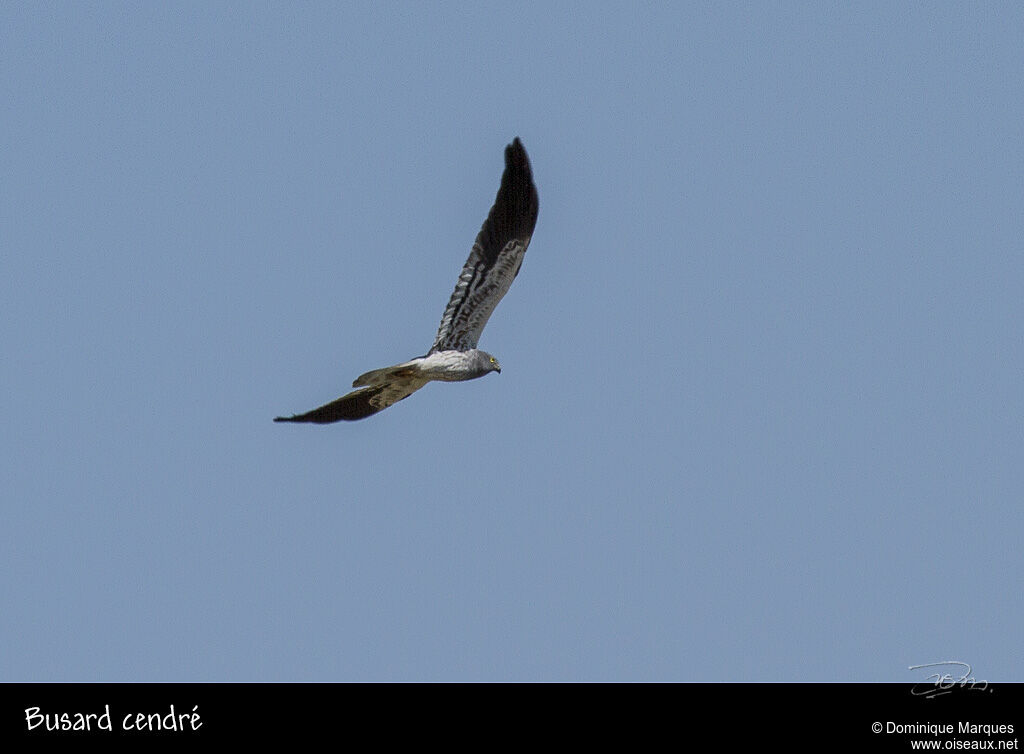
[275,137,539,423]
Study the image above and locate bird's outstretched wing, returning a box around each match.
[429,137,539,354]
[273,380,425,423]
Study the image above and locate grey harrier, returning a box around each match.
[275,137,539,423]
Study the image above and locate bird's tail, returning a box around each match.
[352,359,421,388]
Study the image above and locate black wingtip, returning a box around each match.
[504,137,530,172]
[477,136,537,255]
[273,385,391,424]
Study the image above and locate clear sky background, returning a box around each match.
[2,3,1021,681]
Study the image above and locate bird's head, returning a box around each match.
[481,351,501,374]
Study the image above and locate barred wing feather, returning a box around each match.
[429,138,539,354]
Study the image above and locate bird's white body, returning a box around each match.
[354,349,499,387]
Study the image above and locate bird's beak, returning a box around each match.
[495,366,501,373]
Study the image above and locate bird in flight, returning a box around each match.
[275,137,539,423]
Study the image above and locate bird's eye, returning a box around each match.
[490,357,495,363]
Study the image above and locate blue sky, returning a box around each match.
[2,2,1021,681]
